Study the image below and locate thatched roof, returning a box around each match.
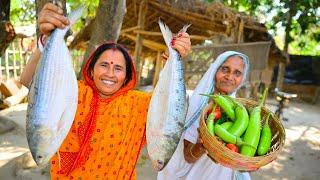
[70,0,286,63]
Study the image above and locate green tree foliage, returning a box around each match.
[10,0,36,25]
[10,0,36,26]
[204,0,320,55]
[65,0,99,32]
[10,0,99,32]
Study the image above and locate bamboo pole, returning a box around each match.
[120,26,140,34]
[134,0,147,85]
[152,51,162,87]
[191,41,271,49]
[133,30,210,40]
[122,33,166,51]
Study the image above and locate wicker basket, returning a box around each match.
[199,98,286,171]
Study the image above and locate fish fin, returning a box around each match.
[57,151,61,171]
[67,6,85,26]
[57,110,67,132]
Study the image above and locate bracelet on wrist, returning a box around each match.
[37,34,46,53]
[189,144,203,159]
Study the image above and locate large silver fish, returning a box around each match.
[26,6,84,166]
[146,20,189,171]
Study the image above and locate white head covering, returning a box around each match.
[184,51,250,129]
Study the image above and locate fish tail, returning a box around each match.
[68,6,85,26]
[53,5,84,38]
[55,5,84,38]
[179,24,192,34]
[158,19,174,52]
[158,19,191,53]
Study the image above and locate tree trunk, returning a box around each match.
[0,0,10,21]
[0,0,15,57]
[276,0,294,90]
[80,0,126,78]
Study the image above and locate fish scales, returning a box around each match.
[26,6,84,167]
[146,20,189,171]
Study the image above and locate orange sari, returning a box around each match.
[50,43,151,180]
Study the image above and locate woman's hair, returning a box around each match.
[87,43,134,86]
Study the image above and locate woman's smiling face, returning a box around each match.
[214,56,244,95]
[91,49,127,98]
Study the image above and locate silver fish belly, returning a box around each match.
[26,6,84,166]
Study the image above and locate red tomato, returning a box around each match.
[207,106,221,120]
[214,109,221,120]
[226,143,238,153]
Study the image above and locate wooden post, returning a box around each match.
[0,54,3,81]
[134,0,147,85]
[237,19,244,43]
[18,39,23,75]
[12,42,17,79]
[152,51,162,87]
[276,62,286,90]
[5,50,9,80]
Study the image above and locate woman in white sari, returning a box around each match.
[158,51,251,180]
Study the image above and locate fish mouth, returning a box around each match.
[152,160,165,171]
[29,146,51,167]
[34,154,50,167]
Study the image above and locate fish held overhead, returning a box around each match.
[146,20,190,171]
[26,6,84,167]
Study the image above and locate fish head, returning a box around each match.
[151,159,166,171]
[149,139,173,171]
[27,124,57,166]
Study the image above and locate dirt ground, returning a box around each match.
[0,99,319,180]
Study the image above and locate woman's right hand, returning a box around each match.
[38,3,70,35]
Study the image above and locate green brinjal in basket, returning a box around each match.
[257,113,272,155]
[240,88,268,157]
[223,97,249,137]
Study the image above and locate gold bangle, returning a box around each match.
[189,144,202,159]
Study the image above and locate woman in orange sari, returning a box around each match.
[20,3,191,180]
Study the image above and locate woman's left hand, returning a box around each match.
[162,32,191,60]
[172,32,191,58]
[161,32,191,61]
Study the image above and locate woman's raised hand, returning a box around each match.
[172,32,191,58]
[38,3,70,35]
